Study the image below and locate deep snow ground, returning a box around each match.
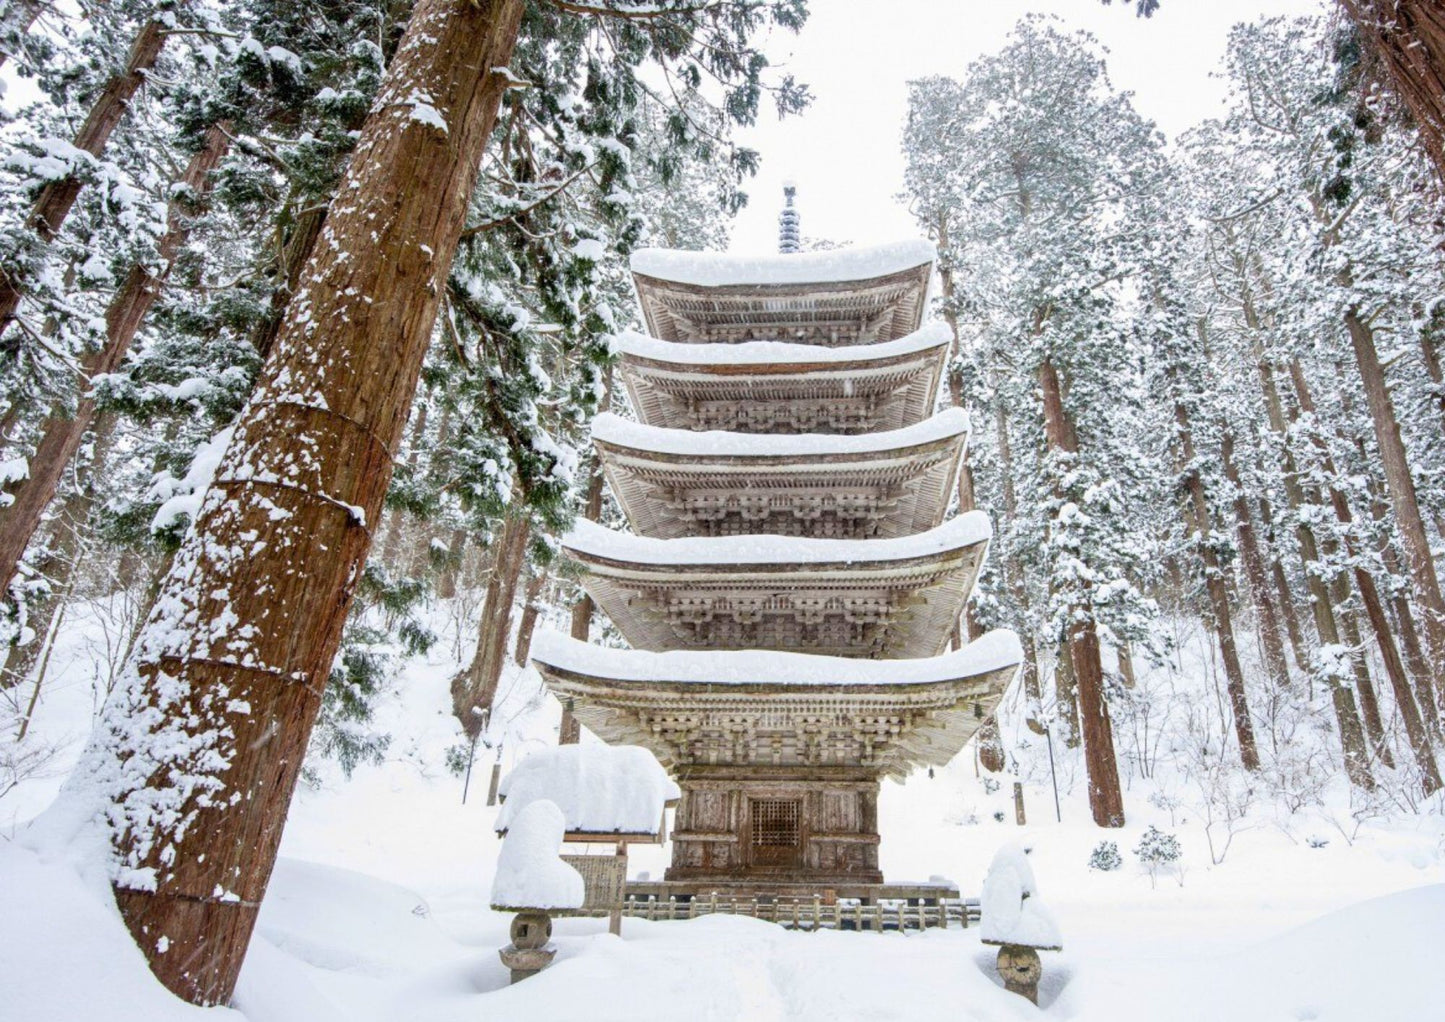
[3,599,1444,1020]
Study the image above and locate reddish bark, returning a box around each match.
[107,0,527,1003]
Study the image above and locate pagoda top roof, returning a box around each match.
[630,241,935,345]
[630,240,936,290]
[532,628,1021,689]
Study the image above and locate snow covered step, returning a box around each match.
[561,514,992,659]
[591,408,969,541]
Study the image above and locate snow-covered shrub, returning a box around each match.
[1088,841,1122,871]
[1134,826,1182,888]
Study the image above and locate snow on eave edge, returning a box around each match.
[630,239,936,288]
[530,628,1024,687]
[562,511,991,567]
[590,407,969,459]
[611,321,952,366]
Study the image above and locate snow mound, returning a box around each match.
[591,407,968,458]
[489,800,584,911]
[530,628,1023,686]
[496,743,679,837]
[631,239,935,287]
[612,321,951,365]
[980,842,1062,950]
[564,511,991,567]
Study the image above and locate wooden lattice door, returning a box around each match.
[749,798,802,869]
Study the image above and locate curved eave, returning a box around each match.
[533,656,1019,779]
[593,416,968,540]
[631,261,932,346]
[560,519,991,659]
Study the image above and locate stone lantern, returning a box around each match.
[979,842,1061,1005]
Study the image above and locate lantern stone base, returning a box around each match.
[995,944,1042,1004]
[499,910,556,983]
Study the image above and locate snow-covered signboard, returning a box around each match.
[495,743,680,842]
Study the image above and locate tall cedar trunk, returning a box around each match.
[1344,309,1445,709]
[1333,583,1392,767]
[1340,0,1445,185]
[1054,640,1080,747]
[991,399,1042,706]
[0,125,231,595]
[451,507,529,737]
[1256,494,1312,670]
[1220,432,1293,688]
[1173,399,1260,770]
[512,571,544,667]
[106,0,526,1004]
[1039,356,1124,825]
[1291,361,1439,777]
[1254,352,1375,788]
[0,16,168,337]
[250,204,328,363]
[1417,325,1445,435]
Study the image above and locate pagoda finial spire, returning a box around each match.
[778,181,800,254]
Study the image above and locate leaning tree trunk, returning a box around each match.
[1344,308,1445,711]
[1173,399,1260,771]
[0,124,231,595]
[0,15,169,338]
[94,0,527,1005]
[1039,357,1124,826]
[1220,432,1293,689]
[1339,0,1445,186]
[451,506,530,738]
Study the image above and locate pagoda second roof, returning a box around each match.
[561,514,991,659]
[613,324,949,434]
[591,409,969,540]
[630,241,934,345]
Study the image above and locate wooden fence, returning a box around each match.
[621,894,981,932]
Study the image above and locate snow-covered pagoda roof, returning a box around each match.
[612,324,950,435]
[561,514,991,659]
[592,409,969,541]
[531,629,1022,779]
[630,241,935,346]
[495,743,681,842]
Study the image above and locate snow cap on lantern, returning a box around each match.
[490,800,584,912]
[980,841,1061,950]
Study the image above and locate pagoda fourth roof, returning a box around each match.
[532,628,1022,688]
[630,240,936,289]
[611,321,951,368]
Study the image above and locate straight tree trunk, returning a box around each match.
[0,15,169,337]
[1256,494,1311,671]
[1344,308,1445,710]
[451,506,530,737]
[512,570,544,668]
[0,124,231,595]
[1039,356,1124,826]
[1220,432,1292,689]
[1254,352,1374,788]
[101,0,526,1004]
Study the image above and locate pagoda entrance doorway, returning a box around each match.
[748,798,803,870]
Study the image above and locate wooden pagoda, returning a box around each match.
[532,239,1020,902]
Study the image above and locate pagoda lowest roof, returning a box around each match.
[531,629,1022,779]
[629,241,935,345]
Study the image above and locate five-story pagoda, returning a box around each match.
[532,218,1020,902]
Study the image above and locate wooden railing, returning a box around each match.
[621,894,981,932]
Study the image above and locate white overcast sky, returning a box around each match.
[726,0,1327,254]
